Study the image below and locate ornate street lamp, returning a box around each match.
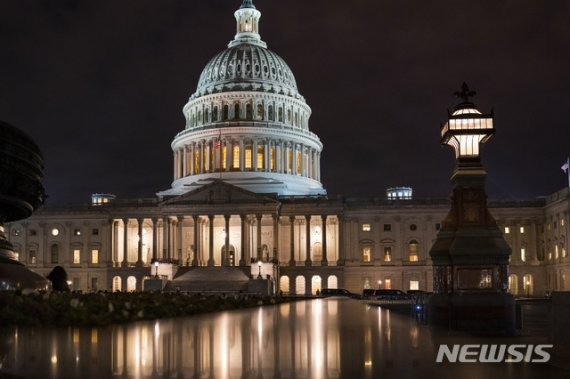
[154,260,159,278]
[429,83,515,334]
[257,260,262,279]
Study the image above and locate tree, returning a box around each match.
[47,266,70,292]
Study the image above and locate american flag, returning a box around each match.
[562,158,570,173]
[214,129,222,149]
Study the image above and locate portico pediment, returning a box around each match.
[160,180,280,206]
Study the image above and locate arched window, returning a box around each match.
[268,105,274,121]
[223,105,229,120]
[257,104,264,120]
[294,112,299,127]
[287,109,292,123]
[112,276,122,292]
[197,110,202,125]
[327,275,338,290]
[246,104,252,120]
[311,275,321,295]
[508,274,518,295]
[233,104,240,119]
[205,109,210,123]
[191,114,195,127]
[232,144,240,169]
[257,145,264,170]
[213,106,219,122]
[295,275,306,295]
[523,274,533,296]
[409,240,419,262]
[50,244,59,264]
[280,276,290,294]
[127,276,137,292]
[278,107,283,122]
[245,144,253,170]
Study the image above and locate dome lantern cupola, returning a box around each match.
[230,0,266,48]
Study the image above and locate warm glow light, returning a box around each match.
[51,355,58,364]
[51,228,59,236]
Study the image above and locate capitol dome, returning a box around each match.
[159,0,326,198]
[194,44,300,100]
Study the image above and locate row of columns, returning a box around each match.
[173,139,321,182]
[116,213,342,267]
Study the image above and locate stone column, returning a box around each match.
[273,214,279,261]
[122,218,129,267]
[152,218,158,261]
[224,214,231,266]
[162,217,168,259]
[240,215,246,266]
[208,215,214,266]
[182,149,185,177]
[300,145,306,177]
[337,215,344,266]
[253,140,258,171]
[292,144,297,175]
[189,143,194,176]
[173,151,177,179]
[239,139,245,171]
[177,216,184,265]
[305,215,312,266]
[264,140,270,172]
[192,215,199,266]
[199,142,205,174]
[136,218,143,267]
[317,152,321,181]
[321,215,328,266]
[289,216,295,266]
[256,214,262,261]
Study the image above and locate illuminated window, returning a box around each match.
[362,224,371,232]
[562,242,567,258]
[245,146,252,169]
[562,218,566,227]
[409,240,419,262]
[232,145,240,169]
[521,248,526,262]
[504,226,510,234]
[384,278,392,289]
[270,146,275,171]
[73,249,81,264]
[91,249,99,264]
[288,149,292,173]
[547,224,551,231]
[384,224,391,232]
[409,280,419,290]
[384,247,392,262]
[296,151,301,174]
[204,146,210,171]
[222,145,227,169]
[362,247,371,262]
[257,145,264,169]
[520,226,525,234]
[555,244,559,259]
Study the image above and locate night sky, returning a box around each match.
[1,0,569,204]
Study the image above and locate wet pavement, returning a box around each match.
[0,299,569,378]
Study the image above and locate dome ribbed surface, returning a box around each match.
[195,43,298,96]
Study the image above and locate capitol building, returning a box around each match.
[5,0,569,296]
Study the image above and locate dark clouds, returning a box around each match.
[1,0,569,204]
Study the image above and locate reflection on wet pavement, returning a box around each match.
[0,299,568,378]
